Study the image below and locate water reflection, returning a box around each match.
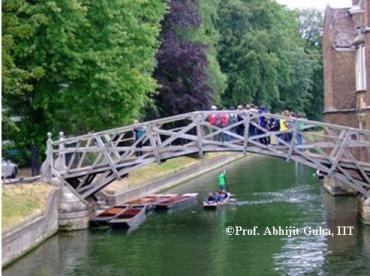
[3,231,90,276]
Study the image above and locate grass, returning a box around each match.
[104,153,232,194]
[304,130,325,143]
[2,183,55,232]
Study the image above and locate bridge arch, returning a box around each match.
[43,111,370,199]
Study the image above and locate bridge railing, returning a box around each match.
[44,111,370,198]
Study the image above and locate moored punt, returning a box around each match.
[109,206,147,229]
[124,194,178,210]
[90,206,128,227]
[203,192,231,210]
[155,193,198,210]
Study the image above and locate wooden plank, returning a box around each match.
[195,114,204,157]
[286,122,298,161]
[95,135,121,180]
[328,131,351,176]
[243,113,250,154]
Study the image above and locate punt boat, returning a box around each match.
[124,194,178,210]
[90,206,128,227]
[155,193,198,210]
[203,192,231,209]
[109,206,147,229]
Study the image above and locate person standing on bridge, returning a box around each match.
[236,105,245,137]
[220,109,229,142]
[279,110,290,144]
[258,106,269,145]
[296,114,305,147]
[133,120,145,157]
[208,105,219,141]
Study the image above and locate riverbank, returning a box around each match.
[2,184,60,267]
[99,153,244,205]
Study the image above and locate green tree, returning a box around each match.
[2,0,167,168]
[198,0,227,105]
[299,8,324,120]
[216,0,318,115]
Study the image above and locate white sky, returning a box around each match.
[276,0,352,10]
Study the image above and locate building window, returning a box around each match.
[356,44,367,91]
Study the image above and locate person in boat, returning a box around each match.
[207,192,216,202]
[217,188,228,200]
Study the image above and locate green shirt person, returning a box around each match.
[218,169,226,190]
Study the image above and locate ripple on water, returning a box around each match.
[273,233,328,275]
[233,185,320,206]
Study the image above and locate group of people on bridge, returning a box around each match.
[131,105,306,158]
[207,104,305,146]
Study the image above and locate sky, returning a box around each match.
[276,0,352,10]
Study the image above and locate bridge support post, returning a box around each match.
[322,177,357,196]
[195,113,204,157]
[55,132,67,173]
[358,197,370,225]
[243,112,250,154]
[41,132,54,181]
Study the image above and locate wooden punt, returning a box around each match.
[155,193,198,210]
[203,193,231,209]
[109,206,147,229]
[124,194,178,210]
[90,206,128,227]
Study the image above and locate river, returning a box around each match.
[4,156,370,275]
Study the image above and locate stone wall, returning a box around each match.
[2,188,61,267]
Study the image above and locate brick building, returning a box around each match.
[323,0,370,130]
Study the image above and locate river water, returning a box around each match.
[4,156,370,275]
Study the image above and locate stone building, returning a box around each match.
[323,0,370,130]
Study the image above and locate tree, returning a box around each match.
[2,0,167,168]
[299,8,324,120]
[216,0,320,116]
[152,0,225,118]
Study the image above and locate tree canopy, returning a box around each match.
[2,0,167,165]
[2,0,324,167]
[151,0,226,118]
[216,0,322,114]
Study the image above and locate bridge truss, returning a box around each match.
[43,111,370,199]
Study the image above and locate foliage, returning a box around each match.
[152,0,226,118]
[2,0,167,165]
[216,0,323,117]
[299,8,324,120]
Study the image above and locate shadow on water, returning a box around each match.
[3,156,370,275]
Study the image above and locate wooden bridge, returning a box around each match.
[42,111,370,199]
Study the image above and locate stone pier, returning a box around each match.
[58,185,93,231]
[358,196,370,225]
[322,177,370,226]
[322,177,357,196]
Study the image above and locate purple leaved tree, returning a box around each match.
[153,0,213,117]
